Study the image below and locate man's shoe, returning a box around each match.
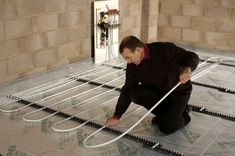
[185,105,192,114]
[184,105,191,124]
[184,112,191,124]
[151,116,158,125]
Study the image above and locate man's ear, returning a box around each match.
[135,47,141,53]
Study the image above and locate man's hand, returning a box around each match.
[105,116,119,126]
[179,67,192,84]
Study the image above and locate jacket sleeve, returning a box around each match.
[166,43,199,71]
[162,43,199,90]
[114,65,138,118]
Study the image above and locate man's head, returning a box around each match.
[119,36,145,65]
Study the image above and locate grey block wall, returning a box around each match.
[158,0,235,51]
[1,0,234,84]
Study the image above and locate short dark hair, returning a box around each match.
[119,36,144,54]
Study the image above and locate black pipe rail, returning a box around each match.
[68,76,235,122]
[6,95,184,156]
[192,81,235,94]
[101,64,235,95]
[3,60,235,155]
[189,104,235,121]
[199,58,235,68]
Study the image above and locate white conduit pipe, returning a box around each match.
[0,79,74,107]
[188,58,223,85]
[2,72,124,113]
[0,97,16,106]
[0,63,123,106]
[67,64,109,77]
[6,65,96,99]
[83,57,223,148]
[54,104,143,133]
[51,84,123,132]
[193,57,222,76]
[0,65,110,106]
[24,83,122,123]
[27,65,113,94]
[0,78,75,107]
[187,57,222,81]
[0,64,124,112]
[23,75,125,122]
[81,105,143,140]
[0,56,217,105]
[52,96,119,132]
[197,57,220,68]
[1,64,108,103]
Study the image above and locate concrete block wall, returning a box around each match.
[119,0,143,40]
[119,0,159,43]
[0,0,93,84]
[0,0,159,84]
[158,0,235,52]
[3,0,234,84]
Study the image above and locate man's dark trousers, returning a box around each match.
[130,85,191,134]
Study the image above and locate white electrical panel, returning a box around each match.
[93,0,120,64]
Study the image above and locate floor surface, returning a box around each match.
[0,50,235,156]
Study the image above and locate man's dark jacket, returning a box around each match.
[114,42,199,118]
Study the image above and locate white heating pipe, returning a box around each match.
[51,84,123,132]
[83,57,223,148]
[0,64,116,106]
[23,75,125,122]
[0,64,124,112]
[54,105,143,133]
[52,96,119,132]
[2,65,97,100]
